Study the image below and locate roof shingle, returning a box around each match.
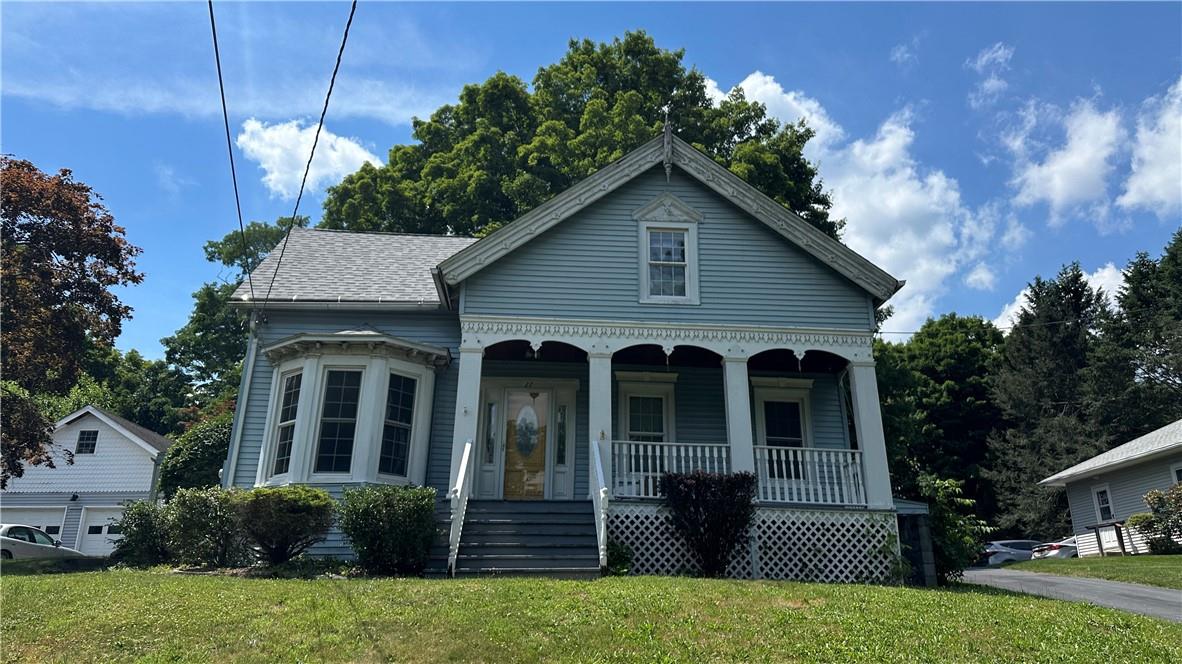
[1040,418,1182,486]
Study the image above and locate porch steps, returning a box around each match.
[447,499,601,579]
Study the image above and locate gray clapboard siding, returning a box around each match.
[230,310,461,491]
[1065,451,1182,542]
[461,166,875,330]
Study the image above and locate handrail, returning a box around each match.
[589,437,610,570]
[610,440,731,498]
[753,445,866,506]
[447,439,475,576]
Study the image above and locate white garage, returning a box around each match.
[0,506,67,539]
[78,507,125,556]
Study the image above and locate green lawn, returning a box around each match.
[1011,555,1182,590]
[2,570,1180,663]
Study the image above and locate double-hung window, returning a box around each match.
[378,373,417,476]
[647,230,688,298]
[1094,486,1114,522]
[272,372,302,476]
[627,396,667,442]
[635,195,700,305]
[315,370,362,473]
[75,430,98,455]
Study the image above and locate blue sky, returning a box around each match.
[3,2,1180,354]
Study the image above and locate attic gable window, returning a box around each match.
[634,193,701,305]
[75,430,98,454]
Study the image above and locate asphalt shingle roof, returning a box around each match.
[232,228,478,305]
[87,406,174,454]
[1040,417,1182,486]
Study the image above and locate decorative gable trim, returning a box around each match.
[54,407,162,459]
[631,192,703,224]
[261,329,451,368]
[437,133,904,304]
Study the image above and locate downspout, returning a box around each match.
[222,313,261,489]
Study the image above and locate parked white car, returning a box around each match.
[0,524,87,560]
[979,539,1042,566]
[1031,536,1078,559]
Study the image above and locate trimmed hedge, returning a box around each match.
[659,471,757,577]
[339,485,438,575]
[110,500,170,567]
[163,487,247,568]
[234,485,335,565]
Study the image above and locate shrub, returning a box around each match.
[1131,483,1182,555]
[163,487,247,567]
[157,414,233,500]
[918,474,993,584]
[109,500,169,566]
[659,471,757,577]
[233,485,334,565]
[607,540,633,576]
[338,485,438,575]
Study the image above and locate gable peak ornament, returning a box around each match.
[662,117,673,183]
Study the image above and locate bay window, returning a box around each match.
[272,372,302,476]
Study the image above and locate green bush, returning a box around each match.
[157,414,233,500]
[338,485,438,575]
[659,471,757,577]
[918,474,993,584]
[233,485,334,565]
[109,500,169,567]
[162,487,247,567]
[607,540,633,576]
[1132,484,1182,555]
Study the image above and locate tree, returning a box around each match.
[986,264,1106,539]
[157,413,233,500]
[322,31,842,239]
[1,157,143,487]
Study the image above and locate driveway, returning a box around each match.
[962,568,1182,622]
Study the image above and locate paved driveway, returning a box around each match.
[962,568,1182,622]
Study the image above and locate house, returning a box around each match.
[1040,418,1182,557]
[223,129,906,580]
[0,405,173,556]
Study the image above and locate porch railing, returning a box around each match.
[447,438,475,575]
[589,437,610,569]
[754,445,866,506]
[611,440,731,499]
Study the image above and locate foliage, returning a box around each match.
[606,540,634,576]
[917,474,993,583]
[202,216,308,278]
[322,31,842,239]
[157,413,233,499]
[109,501,170,567]
[233,485,334,566]
[337,485,438,575]
[658,471,757,577]
[162,487,247,568]
[7,573,1182,663]
[1140,483,1182,554]
[1012,555,1182,590]
[0,156,142,487]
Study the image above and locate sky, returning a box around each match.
[3,1,1180,356]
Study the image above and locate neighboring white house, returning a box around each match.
[1040,418,1182,557]
[0,405,173,556]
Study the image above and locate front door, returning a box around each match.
[473,380,576,500]
[503,389,550,500]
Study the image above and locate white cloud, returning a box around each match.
[704,78,728,106]
[716,72,845,156]
[890,43,916,67]
[1117,76,1182,219]
[154,163,195,196]
[965,42,1014,109]
[992,261,1125,329]
[965,263,997,291]
[236,118,380,199]
[1000,216,1032,250]
[1010,100,1124,226]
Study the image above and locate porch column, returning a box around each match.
[848,362,894,510]
[448,346,484,491]
[722,357,755,474]
[588,352,613,490]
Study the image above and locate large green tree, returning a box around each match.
[1,157,143,487]
[321,31,841,239]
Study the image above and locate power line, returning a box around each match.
[207,0,255,302]
[261,0,358,310]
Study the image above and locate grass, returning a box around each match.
[2,571,1180,663]
[1011,555,1182,590]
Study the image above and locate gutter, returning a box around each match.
[228,300,447,312]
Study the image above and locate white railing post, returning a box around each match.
[588,352,613,491]
[848,363,894,510]
[447,438,474,576]
[722,357,756,474]
[752,446,866,507]
[589,435,610,570]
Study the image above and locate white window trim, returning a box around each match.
[617,373,677,443]
[74,430,99,455]
[1170,461,1182,485]
[255,353,436,488]
[753,385,814,448]
[1092,483,1114,523]
[637,219,700,305]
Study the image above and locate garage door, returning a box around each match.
[78,507,124,557]
[0,507,67,538]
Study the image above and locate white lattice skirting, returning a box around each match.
[608,502,899,583]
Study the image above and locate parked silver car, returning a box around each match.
[1031,536,1078,559]
[0,524,87,560]
[979,539,1043,566]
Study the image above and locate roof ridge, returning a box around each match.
[293,227,477,240]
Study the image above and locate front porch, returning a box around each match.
[444,316,896,577]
